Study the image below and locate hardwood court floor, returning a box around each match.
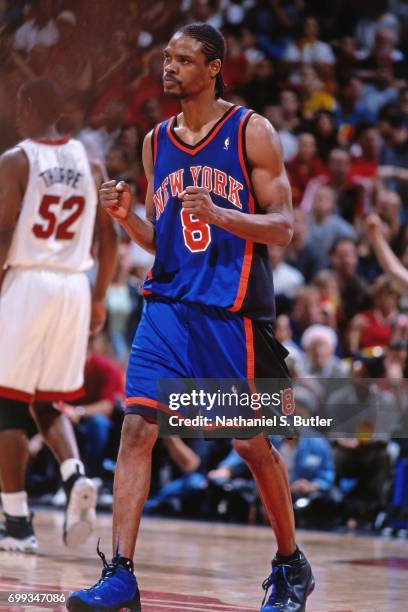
[0,510,407,611]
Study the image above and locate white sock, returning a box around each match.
[60,458,85,482]
[1,491,29,517]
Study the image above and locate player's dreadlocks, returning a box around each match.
[178,22,226,98]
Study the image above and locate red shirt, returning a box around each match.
[358,310,392,349]
[287,156,325,205]
[80,353,124,406]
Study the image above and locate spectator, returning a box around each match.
[311,110,338,163]
[348,275,401,354]
[330,238,370,330]
[301,324,348,377]
[307,185,356,262]
[350,122,381,179]
[360,66,399,117]
[79,100,125,163]
[242,57,278,111]
[263,104,299,162]
[335,76,376,142]
[374,189,407,258]
[378,110,408,215]
[311,270,341,330]
[269,244,305,302]
[290,286,324,344]
[124,46,179,128]
[287,132,325,205]
[283,15,336,70]
[105,247,134,363]
[279,88,302,133]
[44,11,92,96]
[301,148,367,222]
[299,65,337,119]
[13,0,58,54]
[285,208,326,283]
[62,340,125,479]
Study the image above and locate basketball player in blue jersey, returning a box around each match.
[68,24,314,612]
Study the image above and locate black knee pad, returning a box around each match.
[0,398,32,432]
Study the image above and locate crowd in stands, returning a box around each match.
[1,0,408,534]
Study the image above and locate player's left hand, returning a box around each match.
[90,299,106,336]
[181,186,220,224]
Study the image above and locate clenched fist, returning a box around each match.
[99,180,132,221]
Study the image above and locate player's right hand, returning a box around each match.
[99,180,132,221]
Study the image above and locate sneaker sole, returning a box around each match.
[67,594,141,611]
[64,479,97,549]
[0,535,38,553]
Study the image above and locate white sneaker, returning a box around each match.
[0,514,38,553]
[63,477,97,548]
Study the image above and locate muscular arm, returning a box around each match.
[182,114,293,246]
[100,132,156,254]
[0,148,28,274]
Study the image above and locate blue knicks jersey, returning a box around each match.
[143,105,276,320]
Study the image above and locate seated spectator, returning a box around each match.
[62,339,125,479]
[360,65,399,117]
[285,208,326,283]
[358,28,406,81]
[350,122,381,179]
[263,104,298,162]
[269,244,304,305]
[378,110,408,216]
[13,0,58,54]
[310,110,338,163]
[283,15,336,72]
[375,189,408,258]
[299,65,337,119]
[307,185,356,263]
[105,246,134,363]
[274,314,306,372]
[335,76,377,144]
[311,270,341,329]
[287,132,325,205]
[279,88,302,133]
[44,11,92,97]
[328,359,399,525]
[290,286,325,344]
[330,238,371,332]
[222,32,250,95]
[124,46,179,127]
[209,433,336,528]
[79,100,125,163]
[348,275,400,354]
[242,57,279,111]
[301,148,367,221]
[301,325,348,378]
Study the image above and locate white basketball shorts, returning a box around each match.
[0,267,91,403]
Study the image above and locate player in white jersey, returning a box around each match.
[0,78,118,552]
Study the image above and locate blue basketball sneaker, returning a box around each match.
[260,549,315,611]
[67,543,141,611]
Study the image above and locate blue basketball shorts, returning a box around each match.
[125,298,290,423]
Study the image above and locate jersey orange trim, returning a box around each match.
[166,105,241,156]
[152,124,161,164]
[244,318,255,379]
[126,396,175,417]
[31,137,70,146]
[229,109,255,312]
[35,387,84,402]
[0,385,32,403]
